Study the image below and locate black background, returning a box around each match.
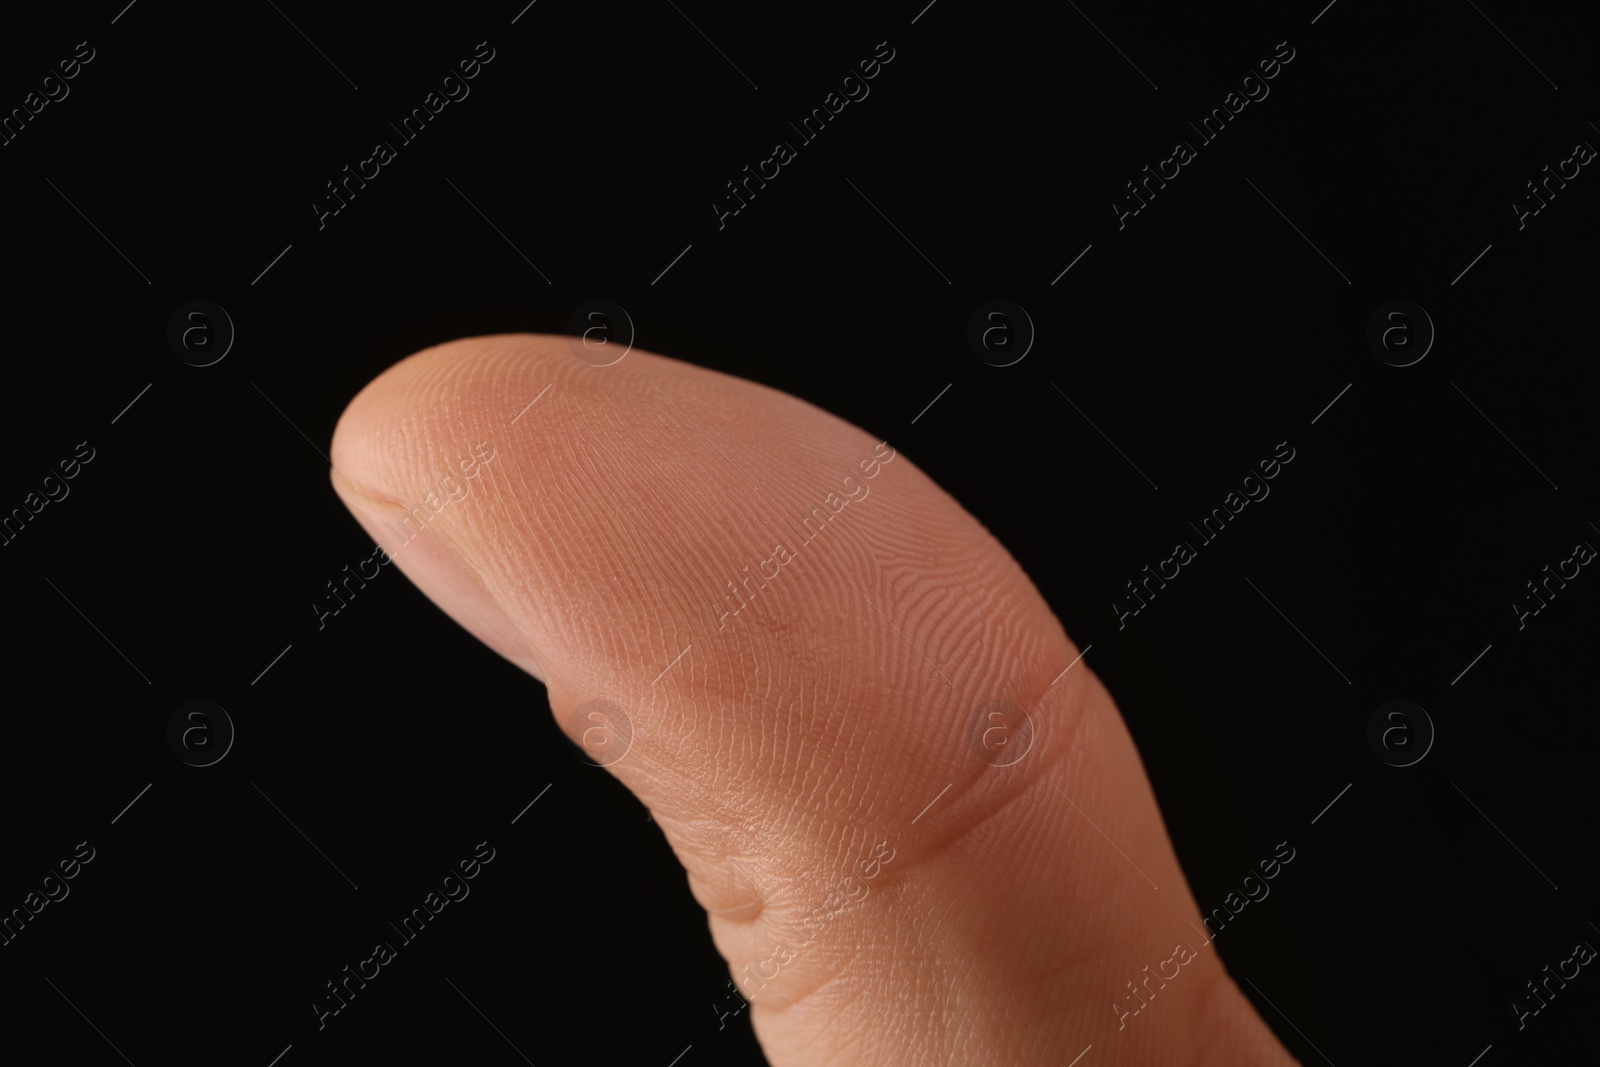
[2,0,1597,1064]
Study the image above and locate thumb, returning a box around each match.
[329,333,1299,1067]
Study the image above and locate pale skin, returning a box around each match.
[330,334,1302,1066]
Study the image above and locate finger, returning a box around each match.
[329,334,1299,1067]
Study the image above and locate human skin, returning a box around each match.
[329,334,1301,1067]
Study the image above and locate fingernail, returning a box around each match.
[329,467,547,683]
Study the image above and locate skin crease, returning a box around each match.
[329,334,1301,1067]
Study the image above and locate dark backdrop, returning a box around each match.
[2,1,1596,1064]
